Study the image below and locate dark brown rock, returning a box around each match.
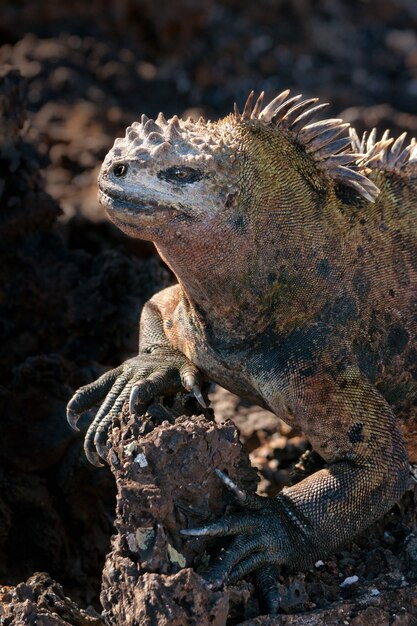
[0,572,103,626]
[100,409,258,625]
[238,584,417,625]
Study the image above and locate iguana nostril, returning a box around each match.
[113,163,128,177]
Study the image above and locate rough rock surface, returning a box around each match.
[0,573,103,625]
[100,402,258,625]
[239,583,417,625]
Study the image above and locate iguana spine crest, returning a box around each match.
[235,89,379,202]
[351,127,417,177]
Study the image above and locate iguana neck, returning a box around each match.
[155,225,260,339]
[154,203,344,342]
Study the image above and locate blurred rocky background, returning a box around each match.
[1,1,417,623]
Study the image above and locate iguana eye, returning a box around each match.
[113,163,128,177]
[157,166,202,185]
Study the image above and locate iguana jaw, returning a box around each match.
[97,179,190,237]
[98,186,178,216]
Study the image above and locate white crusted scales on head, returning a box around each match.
[235,90,380,203]
[111,109,238,169]
[351,128,417,177]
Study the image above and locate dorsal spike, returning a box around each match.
[242,90,255,120]
[314,137,352,159]
[141,114,149,125]
[291,103,329,132]
[299,120,347,145]
[325,136,353,154]
[395,144,413,169]
[270,95,303,126]
[258,89,290,122]
[367,128,377,150]
[324,154,359,167]
[390,132,407,158]
[251,91,265,119]
[234,102,240,120]
[305,127,349,154]
[280,98,318,128]
[343,178,378,203]
[349,128,362,152]
[302,118,345,133]
[357,137,394,168]
[359,132,368,153]
[333,166,379,202]
[409,139,417,159]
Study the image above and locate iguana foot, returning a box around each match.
[181,469,310,612]
[67,349,204,466]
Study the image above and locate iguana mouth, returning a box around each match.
[98,188,173,216]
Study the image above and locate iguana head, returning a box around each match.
[98,112,241,241]
[98,90,379,247]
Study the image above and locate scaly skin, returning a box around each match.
[67,91,416,611]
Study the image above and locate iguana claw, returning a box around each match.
[215,468,246,500]
[182,372,208,408]
[95,442,109,462]
[192,384,208,409]
[129,384,141,416]
[67,408,80,432]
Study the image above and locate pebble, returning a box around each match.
[134,452,148,467]
[340,575,359,587]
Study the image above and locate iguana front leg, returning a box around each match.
[181,366,410,598]
[67,286,204,466]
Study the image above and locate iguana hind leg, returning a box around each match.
[181,369,410,601]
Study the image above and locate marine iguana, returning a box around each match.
[67,90,417,608]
